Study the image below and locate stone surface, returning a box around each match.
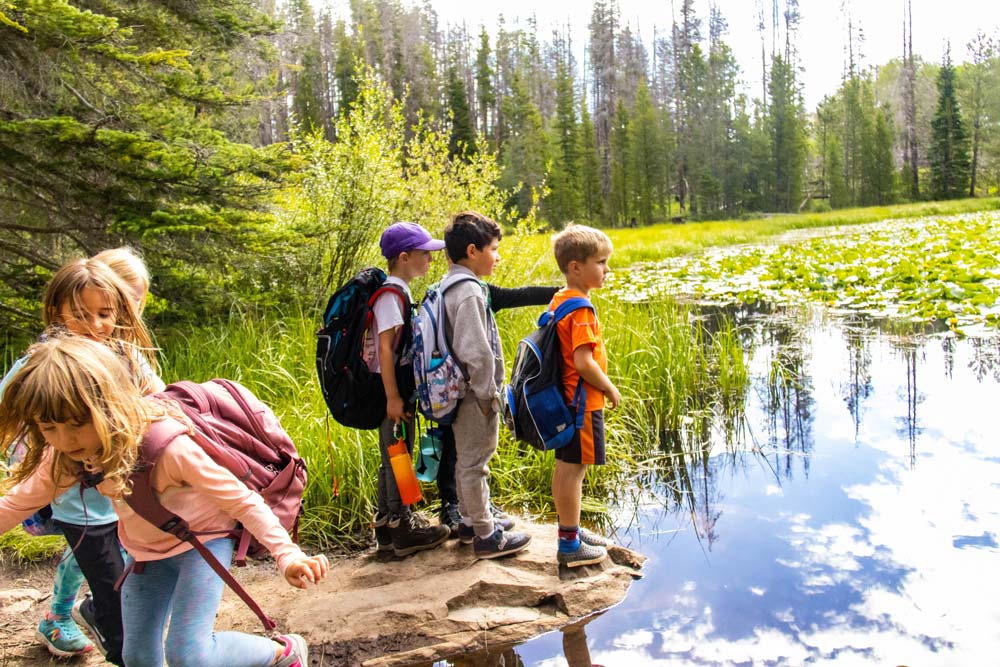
[216,519,645,666]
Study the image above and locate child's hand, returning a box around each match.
[284,554,330,590]
[385,395,405,423]
[605,383,621,410]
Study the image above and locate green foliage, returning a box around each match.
[930,56,972,199]
[0,526,64,565]
[445,62,476,160]
[278,67,517,298]
[614,208,1000,335]
[0,0,286,330]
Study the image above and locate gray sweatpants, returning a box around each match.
[451,395,499,539]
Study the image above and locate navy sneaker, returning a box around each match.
[473,527,531,559]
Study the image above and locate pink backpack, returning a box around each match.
[123,379,307,631]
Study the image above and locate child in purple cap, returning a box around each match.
[370,222,451,559]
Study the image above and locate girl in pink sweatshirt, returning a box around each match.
[0,336,328,667]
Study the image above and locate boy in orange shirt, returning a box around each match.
[549,224,621,567]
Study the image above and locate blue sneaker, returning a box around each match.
[35,612,94,657]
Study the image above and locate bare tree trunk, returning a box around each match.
[903,0,919,199]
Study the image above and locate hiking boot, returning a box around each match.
[579,527,613,548]
[71,594,107,656]
[557,541,608,568]
[439,502,462,538]
[272,633,308,667]
[389,510,450,557]
[473,527,531,559]
[35,612,94,657]
[373,512,394,561]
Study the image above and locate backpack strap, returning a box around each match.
[436,273,486,368]
[367,283,412,353]
[539,296,595,431]
[121,415,278,632]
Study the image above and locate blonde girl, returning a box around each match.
[0,337,326,667]
[92,246,151,314]
[1,257,163,663]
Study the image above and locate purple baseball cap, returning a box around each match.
[380,222,445,259]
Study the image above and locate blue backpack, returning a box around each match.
[502,297,593,450]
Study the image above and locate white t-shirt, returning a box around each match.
[365,276,411,373]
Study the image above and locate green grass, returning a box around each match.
[0,526,65,565]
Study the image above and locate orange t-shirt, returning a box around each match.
[550,288,607,411]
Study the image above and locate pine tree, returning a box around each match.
[499,71,548,217]
[544,42,581,225]
[577,99,604,222]
[0,0,286,329]
[929,53,972,199]
[629,80,661,225]
[445,61,476,160]
[475,27,496,143]
[609,99,631,225]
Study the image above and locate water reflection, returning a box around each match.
[399,309,1000,666]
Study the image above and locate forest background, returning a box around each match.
[1,0,999,546]
[1,0,998,332]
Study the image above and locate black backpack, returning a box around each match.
[502,296,593,450]
[316,267,414,429]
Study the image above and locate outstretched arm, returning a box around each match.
[487,284,558,312]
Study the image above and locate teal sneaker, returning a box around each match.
[35,612,94,657]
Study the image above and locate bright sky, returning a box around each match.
[410,0,1000,109]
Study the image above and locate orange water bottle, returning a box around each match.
[388,423,422,505]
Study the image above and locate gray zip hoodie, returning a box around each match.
[443,264,504,403]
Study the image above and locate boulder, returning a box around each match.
[220,519,644,666]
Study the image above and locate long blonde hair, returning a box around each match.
[0,337,167,498]
[92,247,150,314]
[42,258,159,375]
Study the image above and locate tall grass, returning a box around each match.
[154,292,751,549]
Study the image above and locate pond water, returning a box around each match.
[419,309,1000,666]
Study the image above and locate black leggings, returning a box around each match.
[436,424,459,506]
[55,520,125,666]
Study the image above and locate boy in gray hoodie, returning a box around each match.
[442,211,531,558]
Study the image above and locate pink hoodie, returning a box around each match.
[0,416,306,575]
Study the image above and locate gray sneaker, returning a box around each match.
[473,527,531,559]
[71,595,106,656]
[557,541,608,568]
[578,527,613,548]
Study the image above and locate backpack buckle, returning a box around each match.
[159,516,193,541]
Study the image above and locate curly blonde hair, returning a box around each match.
[42,257,159,376]
[0,337,170,499]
